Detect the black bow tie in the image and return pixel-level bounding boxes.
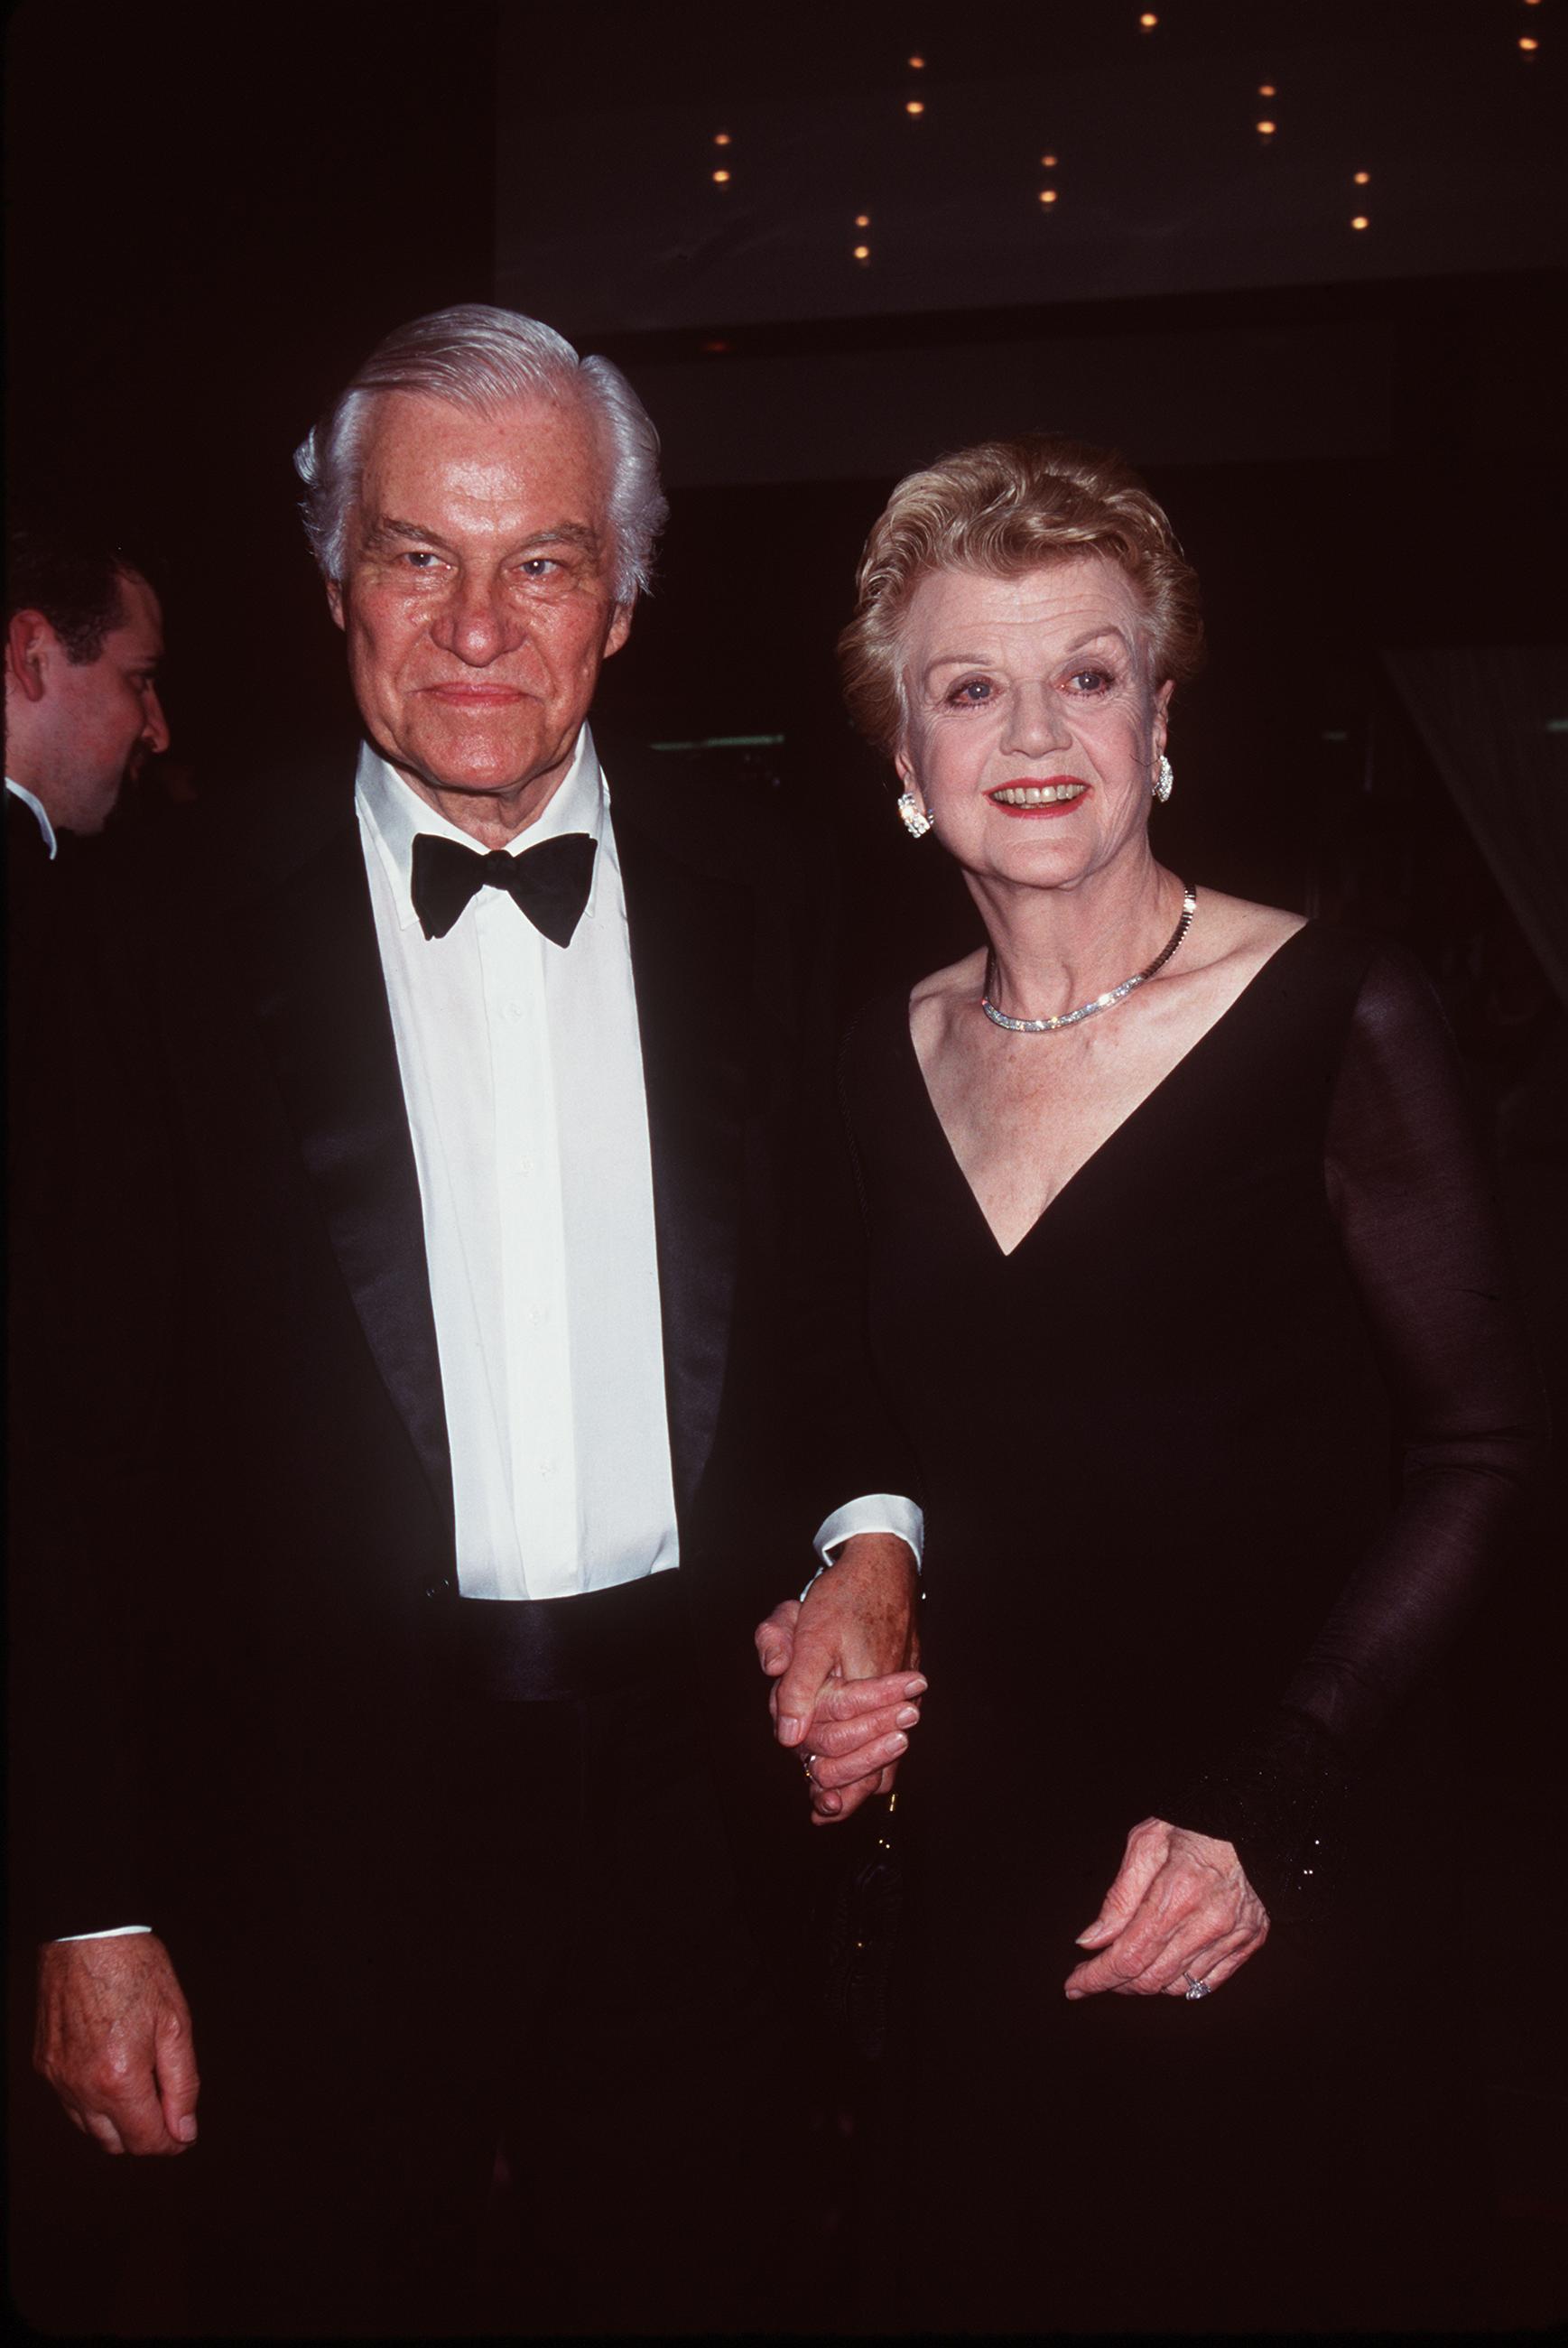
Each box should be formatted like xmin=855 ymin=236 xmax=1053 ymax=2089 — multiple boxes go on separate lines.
xmin=409 ymin=831 xmax=597 ymax=947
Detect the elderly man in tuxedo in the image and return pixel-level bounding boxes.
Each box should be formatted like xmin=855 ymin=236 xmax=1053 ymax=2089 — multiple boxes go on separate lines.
xmin=24 ymin=308 xmax=921 ymax=2334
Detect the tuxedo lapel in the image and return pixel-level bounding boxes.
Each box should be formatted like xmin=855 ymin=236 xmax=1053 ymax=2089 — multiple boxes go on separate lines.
xmin=616 ymin=804 xmax=753 ymax=1519
xmin=236 ymin=806 xmax=455 ymax=1545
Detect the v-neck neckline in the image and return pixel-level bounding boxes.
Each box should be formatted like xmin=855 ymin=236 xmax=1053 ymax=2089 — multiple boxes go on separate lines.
xmin=899 ymin=921 xmax=1316 ymax=1259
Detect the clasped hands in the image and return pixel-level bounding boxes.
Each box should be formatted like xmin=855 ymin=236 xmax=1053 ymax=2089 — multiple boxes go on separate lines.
xmin=754 ymin=1533 xmax=924 ymax=1824
xmin=756 ymin=1549 xmax=1268 ymax=1997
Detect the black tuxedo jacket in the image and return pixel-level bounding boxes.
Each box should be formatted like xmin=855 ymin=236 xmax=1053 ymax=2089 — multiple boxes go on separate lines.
xmin=19 ymin=738 xmax=886 ymax=1952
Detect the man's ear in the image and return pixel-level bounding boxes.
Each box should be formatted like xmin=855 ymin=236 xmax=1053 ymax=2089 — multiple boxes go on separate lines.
xmin=325 ymin=577 xmax=347 ymax=632
xmin=604 ymin=599 xmax=635 ymax=661
xmin=5 ymin=610 xmax=57 ymax=703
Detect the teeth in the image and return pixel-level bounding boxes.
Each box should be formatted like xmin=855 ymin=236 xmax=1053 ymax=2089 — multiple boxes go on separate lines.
xmin=991 ymin=784 xmax=1085 ymax=806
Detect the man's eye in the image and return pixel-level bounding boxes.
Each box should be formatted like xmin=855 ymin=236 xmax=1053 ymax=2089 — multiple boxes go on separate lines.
xmin=401 ymin=551 xmax=442 ymax=571
xmin=518 ymin=556 xmax=561 ymax=578
xmin=948 ymin=678 xmax=994 ymax=705
xmin=1067 ymin=667 xmax=1113 ymax=693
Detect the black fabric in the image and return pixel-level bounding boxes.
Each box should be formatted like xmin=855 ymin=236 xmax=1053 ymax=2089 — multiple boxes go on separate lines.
xmin=437 ymin=1567 xmax=688 ymax=1703
xmin=7 ymin=748 xmax=839 ymax=2332
xmin=173 ymin=1648 xmax=800 ymax=2338
xmin=835 ymin=922 xmax=1545 ymax=2333
xmin=6 ymin=797 xmax=161 ymax=1939
xmin=409 ymin=826 xmax=597 ymax=945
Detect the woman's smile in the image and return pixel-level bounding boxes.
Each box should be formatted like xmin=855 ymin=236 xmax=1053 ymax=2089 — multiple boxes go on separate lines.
xmin=986 ymin=779 xmax=1090 ymax=814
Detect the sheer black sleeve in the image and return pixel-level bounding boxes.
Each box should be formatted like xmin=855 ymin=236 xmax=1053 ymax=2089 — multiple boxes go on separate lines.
xmin=1178 ymin=942 xmax=1548 ymax=1915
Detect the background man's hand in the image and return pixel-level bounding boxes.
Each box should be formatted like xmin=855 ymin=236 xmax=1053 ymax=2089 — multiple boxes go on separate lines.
xmin=34 ymin=1934 xmax=199 ymax=2154
xmin=754 ymin=1532 xmax=923 ymax=1823
xmin=1063 ymin=1817 xmax=1269 ymax=2000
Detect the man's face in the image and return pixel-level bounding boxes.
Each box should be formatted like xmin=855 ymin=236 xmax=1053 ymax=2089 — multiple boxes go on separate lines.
xmin=43 ymin=575 xmax=169 ymax=833
xmin=329 ymin=390 xmax=633 ymax=840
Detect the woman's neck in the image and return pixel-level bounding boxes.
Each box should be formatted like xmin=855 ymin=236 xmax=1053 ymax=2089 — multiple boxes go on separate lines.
xmin=973 ymin=853 xmax=1186 ymax=1026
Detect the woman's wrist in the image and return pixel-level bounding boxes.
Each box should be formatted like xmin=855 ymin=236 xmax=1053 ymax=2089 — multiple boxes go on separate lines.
xmin=1169 ymin=1712 xmax=1351 ymax=1922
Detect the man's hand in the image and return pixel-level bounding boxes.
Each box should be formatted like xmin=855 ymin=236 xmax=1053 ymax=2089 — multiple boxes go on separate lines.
xmin=754 ymin=1533 xmax=923 ymax=1824
xmin=1063 ymin=1818 xmax=1269 ymax=2000
xmin=34 ymin=1934 xmax=199 ymax=2154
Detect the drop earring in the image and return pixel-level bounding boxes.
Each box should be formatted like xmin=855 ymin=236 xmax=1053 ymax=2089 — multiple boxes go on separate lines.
xmin=1153 ymin=755 xmax=1174 ymax=804
xmin=896 ymin=790 xmax=935 ymax=839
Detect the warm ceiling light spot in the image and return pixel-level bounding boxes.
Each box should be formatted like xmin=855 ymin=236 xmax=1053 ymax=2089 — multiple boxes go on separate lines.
xmin=1139 ymin=12 xmax=1158 ymax=26
xmin=1351 ymin=215 xmax=1369 ymax=230
xmin=1258 ymin=83 xmax=1276 ymax=97
xmin=853 ymin=244 xmax=871 ymax=261
xmin=855 ymin=212 xmax=870 ymax=227
xmin=1353 ymin=169 xmax=1370 ymax=185
xmin=713 ymin=132 xmax=731 ymax=146
xmin=1038 ymin=190 xmax=1059 ymax=206
xmin=1040 ymin=153 xmax=1059 ymax=166
xmin=1518 ymin=33 xmax=1539 ymax=49
xmin=1256 ymin=119 xmax=1277 ymax=135
xmin=908 ymin=54 xmax=925 ymax=68
xmin=905 ymin=97 xmax=925 ymax=115
xmin=711 ymin=168 xmax=731 ymax=184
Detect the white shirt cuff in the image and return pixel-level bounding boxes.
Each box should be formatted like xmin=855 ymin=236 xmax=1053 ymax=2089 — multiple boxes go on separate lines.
xmin=51 ymin=1925 xmax=153 ymax=1942
xmin=803 ymin=1494 xmax=923 ymax=1598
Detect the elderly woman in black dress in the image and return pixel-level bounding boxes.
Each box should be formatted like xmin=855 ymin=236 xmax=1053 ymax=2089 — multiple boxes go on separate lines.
xmin=758 ymin=435 xmax=1543 ymax=2332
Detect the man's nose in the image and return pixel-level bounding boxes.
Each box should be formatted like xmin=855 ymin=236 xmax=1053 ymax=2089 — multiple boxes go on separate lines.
xmin=1002 ymin=680 xmax=1071 ymax=757
xmin=143 ymin=688 xmax=171 ymax=755
xmin=431 ymin=575 xmax=523 ymax=665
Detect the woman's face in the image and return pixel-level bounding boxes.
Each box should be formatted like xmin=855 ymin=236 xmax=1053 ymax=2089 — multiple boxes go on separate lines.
xmin=894 ymin=555 xmax=1172 ymax=896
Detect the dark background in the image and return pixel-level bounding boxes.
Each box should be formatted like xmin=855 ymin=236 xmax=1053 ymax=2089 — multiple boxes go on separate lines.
xmin=6 ymin=0 xmax=1565 ymax=2325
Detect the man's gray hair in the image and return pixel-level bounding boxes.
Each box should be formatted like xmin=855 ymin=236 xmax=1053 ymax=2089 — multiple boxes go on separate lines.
xmin=292 ymin=304 xmax=669 ymax=601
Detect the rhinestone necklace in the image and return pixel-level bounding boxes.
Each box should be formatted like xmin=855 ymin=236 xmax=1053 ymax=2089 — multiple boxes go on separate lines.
xmin=981 ymin=883 xmax=1198 ymax=1035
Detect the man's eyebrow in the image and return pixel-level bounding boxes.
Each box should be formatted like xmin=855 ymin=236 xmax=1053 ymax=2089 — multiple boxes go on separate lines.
xmin=365 ymin=516 xmax=603 ymax=558
xmin=364 ymin=517 xmax=459 ymax=555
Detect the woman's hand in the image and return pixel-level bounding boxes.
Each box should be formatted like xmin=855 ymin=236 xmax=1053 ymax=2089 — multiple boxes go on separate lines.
xmin=1063 ymin=1817 xmax=1268 ymax=2000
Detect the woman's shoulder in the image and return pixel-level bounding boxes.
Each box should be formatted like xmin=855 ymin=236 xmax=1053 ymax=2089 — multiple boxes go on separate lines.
xmin=1209 ymin=900 xmax=1456 ymax=1087
xmin=1188 ymin=888 xmax=1305 ymax=974
xmin=1191 ymin=890 xmax=1434 ymax=1013
xmin=908 ymin=945 xmax=987 ymax=1017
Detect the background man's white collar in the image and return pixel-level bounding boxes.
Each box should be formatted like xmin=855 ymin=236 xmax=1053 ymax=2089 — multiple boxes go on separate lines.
xmin=5 ymin=778 xmax=59 ymax=859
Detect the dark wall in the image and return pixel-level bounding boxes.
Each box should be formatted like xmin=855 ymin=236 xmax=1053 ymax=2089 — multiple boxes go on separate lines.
xmin=5 ymin=0 xmax=500 ymax=768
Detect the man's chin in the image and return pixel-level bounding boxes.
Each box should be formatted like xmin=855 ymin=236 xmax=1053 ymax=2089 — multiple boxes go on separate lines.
xmin=385 ymin=731 xmax=570 ymax=804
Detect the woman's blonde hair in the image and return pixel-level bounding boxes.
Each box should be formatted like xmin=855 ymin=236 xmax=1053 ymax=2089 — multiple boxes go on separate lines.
xmin=840 ymin=434 xmax=1204 ymax=753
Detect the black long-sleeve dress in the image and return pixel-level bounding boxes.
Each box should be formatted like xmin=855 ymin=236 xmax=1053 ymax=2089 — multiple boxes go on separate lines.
xmin=840 ymin=922 xmax=1544 ymax=2333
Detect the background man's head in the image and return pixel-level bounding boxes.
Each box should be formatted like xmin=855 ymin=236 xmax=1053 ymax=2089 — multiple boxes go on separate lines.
xmin=4 ymin=532 xmax=169 ymax=835
xmin=293 ymin=307 xmax=668 ymax=835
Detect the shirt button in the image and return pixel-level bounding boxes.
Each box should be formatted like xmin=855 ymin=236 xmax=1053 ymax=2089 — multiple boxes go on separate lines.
xmin=517 ymin=1155 xmax=534 ymax=1175
xmin=529 ymin=1304 xmax=548 ymax=1325
xmin=506 ymin=1000 xmax=526 ymax=1022
xmin=538 ymin=1458 xmax=556 ymax=1480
